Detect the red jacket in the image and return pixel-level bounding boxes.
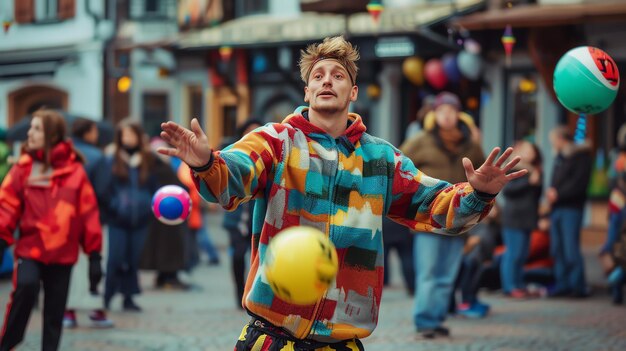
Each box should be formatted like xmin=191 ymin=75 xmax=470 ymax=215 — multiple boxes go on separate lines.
xmin=177 ymin=162 xmax=202 ymax=230
xmin=0 ymin=141 xmax=102 ymax=265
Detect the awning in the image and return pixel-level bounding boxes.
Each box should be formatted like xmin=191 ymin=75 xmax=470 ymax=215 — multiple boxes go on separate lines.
xmin=178 ymin=0 xmax=485 ymax=49
xmin=348 ymin=0 xmax=483 ymax=35
xmin=455 ymin=0 xmax=626 ymax=30
xmin=178 ymin=13 xmax=346 ymax=49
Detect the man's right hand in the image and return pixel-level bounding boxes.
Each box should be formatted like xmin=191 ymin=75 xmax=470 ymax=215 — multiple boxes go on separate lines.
xmin=159 ymin=118 xmax=212 ymax=168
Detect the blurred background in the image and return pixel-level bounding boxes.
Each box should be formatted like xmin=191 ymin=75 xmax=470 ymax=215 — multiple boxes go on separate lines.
xmin=1 ymin=0 xmax=625 ymax=223
xmin=1 ymin=1 xmax=626 ymax=349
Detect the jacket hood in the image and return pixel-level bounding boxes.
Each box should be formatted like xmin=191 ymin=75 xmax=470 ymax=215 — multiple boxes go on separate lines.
xmin=20 ymin=139 xmax=77 ymax=169
xmin=282 ymin=106 xmax=366 ymax=145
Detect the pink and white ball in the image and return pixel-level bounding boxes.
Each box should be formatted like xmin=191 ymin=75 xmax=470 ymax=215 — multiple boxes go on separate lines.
xmin=151 ymin=185 xmax=191 ymax=225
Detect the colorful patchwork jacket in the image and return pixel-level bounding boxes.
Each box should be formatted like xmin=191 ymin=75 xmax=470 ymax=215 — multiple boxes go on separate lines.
xmin=193 ymin=109 xmax=493 ymax=342
xmin=0 ymin=141 xmax=102 ymax=265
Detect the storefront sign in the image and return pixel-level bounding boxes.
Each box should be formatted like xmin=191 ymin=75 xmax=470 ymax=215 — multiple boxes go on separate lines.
xmin=375 ymin=37 xmax=415 ymax=58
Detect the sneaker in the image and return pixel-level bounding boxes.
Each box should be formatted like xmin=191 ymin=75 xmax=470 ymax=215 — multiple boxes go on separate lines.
xmin=473 ymin=300 xmax=491 ymax=313
xmin=416 ymin=329 xmax=437 ymax=339
xmin=123 ymin=298 xmax=142 ymax=312
xmin=458 ymin=302 xmax=489 ymax=318
xmin=608 ymin=267 xmax=624 ymax=286
xmin=62 ymin=310 xmax=77 ymax=328
xmin=89 ymin=309 xmax=114 ymax=328
xmin=508 ymin=289 xmax=530 ymax=299
xmin=434 ymin=326 xmax=450 ymax=337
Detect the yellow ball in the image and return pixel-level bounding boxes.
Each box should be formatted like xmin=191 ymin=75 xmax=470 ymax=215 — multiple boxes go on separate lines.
xmin=264 ymin=226 xmax=338 ymax=305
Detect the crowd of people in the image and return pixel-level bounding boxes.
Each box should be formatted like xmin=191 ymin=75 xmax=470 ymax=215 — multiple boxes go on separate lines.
xmin=0 ymin=35 xmax=623 ymax=350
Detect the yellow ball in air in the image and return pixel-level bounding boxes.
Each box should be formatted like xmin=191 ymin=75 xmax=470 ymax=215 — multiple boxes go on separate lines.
xmin=264 ymin=226 xmax=339 ymax=305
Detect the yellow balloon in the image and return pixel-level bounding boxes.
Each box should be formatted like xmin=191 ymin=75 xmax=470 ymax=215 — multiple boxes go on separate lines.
xmin=402 ymin=57 xmax=424 ymax=86
xmin=264 ymin=226 xmax=338 ymax=305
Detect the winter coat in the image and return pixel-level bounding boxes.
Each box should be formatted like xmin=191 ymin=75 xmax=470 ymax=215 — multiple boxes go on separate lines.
xmin=399 ymin=128 xmax=485 ymax=184
xmin=550 ymin=143 xmax=593 ymax=209
xmin=501 ymin=174 xmax=543 ymax=230
xmin=0 ymin=140 xmax=102 ymax=264
xmin=191 ymin=108 xmax=494 ymax=342
xmin=101 ymin=150 xmax=159 ymax=229
xmin=140 ymin=156 xmax=186 ymax=272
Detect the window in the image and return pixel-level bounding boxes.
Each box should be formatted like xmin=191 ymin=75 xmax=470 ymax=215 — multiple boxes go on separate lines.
xmin=35 ymin=0 xmax=58 ymax=22
xmin=189 ymin=85 xmax=204 ymax=127
xmin=223 ymin=105 xmax=238 ymax=139
xmin=145 ymin=0 xmax=160 ymax=14
xmin=236 ymin=0 xmax=268 ymax=17
xmin=130 ymin=0 xmax=175 ymax=20
xmin=143 ymin=93 xmax=169 ymax=138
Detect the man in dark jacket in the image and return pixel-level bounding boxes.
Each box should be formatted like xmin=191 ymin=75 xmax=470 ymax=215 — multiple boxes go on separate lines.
xmin=547 ymin=126 xmax=593 ymax=297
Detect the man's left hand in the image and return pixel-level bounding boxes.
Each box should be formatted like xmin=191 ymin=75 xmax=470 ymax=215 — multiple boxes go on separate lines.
xmin=462 ymin=147 xmax=528 ymax=195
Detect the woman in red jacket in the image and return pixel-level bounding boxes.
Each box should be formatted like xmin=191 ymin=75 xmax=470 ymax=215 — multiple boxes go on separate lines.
xmin=0 ymin=109 xmax=103 ymax=351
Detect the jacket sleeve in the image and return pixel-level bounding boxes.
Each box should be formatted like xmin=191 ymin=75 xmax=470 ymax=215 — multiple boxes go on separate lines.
xmin=77 ymin=168 xmax=102 ymax=255
xmin=0 ymin=165 xmax=25 ymax=246
xmin=387 ymin=149 xmax=493 ymax=236
xmin=193 ymin=127 xmax=276 ymax=211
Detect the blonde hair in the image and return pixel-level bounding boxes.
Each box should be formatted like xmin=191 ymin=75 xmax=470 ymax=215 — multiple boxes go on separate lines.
xmin=299 ymin=36 xmax=359 ymax=85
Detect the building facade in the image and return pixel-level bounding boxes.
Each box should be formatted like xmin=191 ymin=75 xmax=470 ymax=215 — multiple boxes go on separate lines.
xmin=0 ymin=0 xmax=113 ymax=129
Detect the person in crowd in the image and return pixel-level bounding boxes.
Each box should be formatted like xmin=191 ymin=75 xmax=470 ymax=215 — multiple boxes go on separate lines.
xmin=599 ymin=124 xmax=626 ymax=304
xmin=546 ymin=126 xmax=593 ymax=297
xmin=63 ymin=117 xmax=113 ymax=328
xmin=500 ymin=140 xmax=543 ymax=299
xmin=382 ymin=217 xmax=415 ymax=295
xmin=0 ymin=109 xmax=103 ymax=350
xmin=158 ymin=36 xmax=525 ymax=349
xmin=405 ymin=94 xmax=434 ymax=140
xmin=101 ymin=119 xmax=158 ymax=311
xmin=140 ymin=138 xmax=188 ymax=290
xmin=0 ymin=128 xmax=13 ymax=279
xmin=455 ymin=205 xmax=500 ymax=318
xmin=400 ymin=91 xmax=486 ymax=339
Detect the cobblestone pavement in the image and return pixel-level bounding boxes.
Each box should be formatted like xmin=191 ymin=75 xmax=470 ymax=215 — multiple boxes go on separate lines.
xmin=1 ymin=216 xmax=625 ymax=351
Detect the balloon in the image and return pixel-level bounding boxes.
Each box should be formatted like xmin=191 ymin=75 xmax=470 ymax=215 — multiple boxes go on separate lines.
xmin=457 ymin=51 xmax=482 ymax=81
xmin=424 ymin=58 xmax=448 ymax=90
xmin=442 ymin=53 xmax=461 ymax=84
xmin=464 ymin=38 xmax=481 ymax=54
xmin=402 ymin=57 xmax=424 ymax=86
xmin=553 ymin=46 xmax=619 ymax=114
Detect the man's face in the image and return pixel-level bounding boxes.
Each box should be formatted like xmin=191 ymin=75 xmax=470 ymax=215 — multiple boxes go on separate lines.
xmin=434 ymin=104 xmax=459 ymax=131
xmin=304 ymin=60 xmax=357 ymax=115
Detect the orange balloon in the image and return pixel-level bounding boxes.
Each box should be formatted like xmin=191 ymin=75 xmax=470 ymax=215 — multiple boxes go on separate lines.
xmin=402 ymin=57 xmax=424 ymax=86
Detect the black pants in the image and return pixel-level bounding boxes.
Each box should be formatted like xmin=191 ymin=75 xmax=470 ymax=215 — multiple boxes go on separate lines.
xmin=0 ymin=258 xmax=72 ymax=351
xmin=227 ymin=228 xmax=250 ymax=308
xmin=383 ymin=238 xmax=415 ymax=294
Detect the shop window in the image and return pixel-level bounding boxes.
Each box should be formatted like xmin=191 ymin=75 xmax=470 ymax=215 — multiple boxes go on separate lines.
xmin=505 ymin=72 xmax=539 ymax=144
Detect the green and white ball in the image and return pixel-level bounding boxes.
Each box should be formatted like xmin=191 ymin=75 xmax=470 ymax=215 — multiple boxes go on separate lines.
xmin=553 ymin=46 xmax=620 ymax=114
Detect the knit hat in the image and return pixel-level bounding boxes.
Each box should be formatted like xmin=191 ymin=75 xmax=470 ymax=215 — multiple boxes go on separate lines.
xmin=433 ymin=92 xmax=461 ymax=111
